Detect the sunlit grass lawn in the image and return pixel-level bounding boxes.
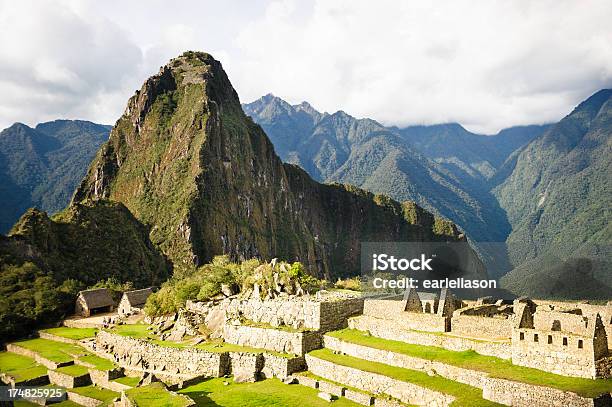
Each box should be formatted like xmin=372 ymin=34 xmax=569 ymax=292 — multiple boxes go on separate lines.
xmin=13 ymin=338 xmax=88 ymax=363
xmin=125 ymin=382 xmax=193 ymax=407
xmin=77 ymin=354 xmax=116 ymax=371
xmin=55 ymin=364 xmax=89 ymax=377
xmin=113 ymin=375 xmax=141 ymax=387
xmin=41 ymin=327 xmax=98 ymax=340
xmin=109 ymin=323 xmax=155 ymax=339
xmin=180 ymin=377 xmax=361 ymax=406
xmin=328 ymin=329 xmax=612 ymax=398
xmin=70 ymin=385 xmax=119 ymax=403
xmin=0 ymin=352 xmax=47 ymax=382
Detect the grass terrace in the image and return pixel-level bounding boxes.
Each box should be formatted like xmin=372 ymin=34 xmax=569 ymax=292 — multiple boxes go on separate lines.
xmin=55 ymin=364 xmax=90 ymax=377
xmin=0 ymin=352 xmax=48 ymax=383
xmin=77 ymin=354 xmax=116 ymax=371
xmin=125 ymin=382 xmax=193 ymax=407
xmin=180 ymin=377 xmax=362 ymax=406
xmin=112 ymin=375 xmax=141 ymax=387
xmin=13 ymin=338 xmax=88 ymax=363
xmin=328 ymin=329 xmax=612 ymax=398
xmin=108 ymin=323 xmax=155 ymax=339
xmin=41 ymin=327 xmax=98 ymax=340
xmin=309 ymin=348 xmax=502 ymax=407
xmin=69 ymin=385 xmax=119 ymax=404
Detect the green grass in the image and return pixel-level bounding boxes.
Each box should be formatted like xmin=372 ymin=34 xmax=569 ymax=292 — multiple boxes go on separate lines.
xmin=55 ymin=364 xmax=90 ymax=377
xmin=13 ymin=338 xmax=88 ymax=363
xmin=0 ymin=352 xmax=48 ymax=383
xmin=77 ymin=354 xmax=116 ymax=371
xmin=108 ymin=324 xmax=156 ymax=339
xmin=310 ymin=348 xmax=501 ymax=407
xmin=41 ymin=327 xmax=98 ymax=340
xmin=70 ymin=385 xmax=119 ymax=403
xmin=328 ymin=329 xmax=612 ymax=398
xmin=125 ymin=382 xmax=192 ymax=407
xmin=180 ymin=377 xmax=361 ymax=406
xmin=193 ymin=340 xmax=295 ymax=358
xmin=113 ymin=375 xmax=141 ymax=387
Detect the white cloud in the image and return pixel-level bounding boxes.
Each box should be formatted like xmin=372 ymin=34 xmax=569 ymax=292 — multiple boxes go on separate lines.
xmin=0 ymin=0 xmax=610 ymax=133
xmin=233 ymin=0 xmax=612 ymax=133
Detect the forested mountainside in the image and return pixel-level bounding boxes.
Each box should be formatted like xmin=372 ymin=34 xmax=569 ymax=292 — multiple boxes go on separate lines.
xmin=73 ymin=51 xmax=477 ymax=279
xmin=0 ymin=120 xmax=109 ymax=233
xmin=245 ymin=91 xmax=610 ymax=299
xmin=243 ymin=95 xmax=532 ymax=245
xmin=495 ymin=89 xmax=612 ymax=299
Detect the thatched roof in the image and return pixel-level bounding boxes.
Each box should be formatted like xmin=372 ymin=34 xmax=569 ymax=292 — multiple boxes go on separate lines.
xmin=122 ymin=288 xmax=153 ymax=307
xmin=78 ymin=288 xmax=114 ymax=309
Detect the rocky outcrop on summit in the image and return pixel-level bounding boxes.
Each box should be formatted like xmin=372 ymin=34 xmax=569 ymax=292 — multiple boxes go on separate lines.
xmin=74 ymin=51 xmax=484 ymax=279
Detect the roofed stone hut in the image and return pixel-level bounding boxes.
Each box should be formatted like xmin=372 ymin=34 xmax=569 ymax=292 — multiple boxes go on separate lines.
xmin=75 ymin=288 xmax=115 ymax=317
xmin=118 ymin=288 xmax=153 ymax=317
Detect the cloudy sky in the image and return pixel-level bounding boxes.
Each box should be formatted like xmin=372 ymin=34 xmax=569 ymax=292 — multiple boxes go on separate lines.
xmin=1 ymin=0 xmax=611 ymax=133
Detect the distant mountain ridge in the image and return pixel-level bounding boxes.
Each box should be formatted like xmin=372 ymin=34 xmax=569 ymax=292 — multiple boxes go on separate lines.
xmin=243 ymin=95 xmax=546 ymax=248
xmin=244 ymin=91 xmax=611 ymax=299
xmin=495 ymin=89 xmax=612 ymax=299
xmin=0 ymin=120 xmax=110 ymax=233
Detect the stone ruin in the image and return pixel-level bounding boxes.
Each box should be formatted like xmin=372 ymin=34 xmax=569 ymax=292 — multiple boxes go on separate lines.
xmin=351 ymin=289 xmax=612 ymax=379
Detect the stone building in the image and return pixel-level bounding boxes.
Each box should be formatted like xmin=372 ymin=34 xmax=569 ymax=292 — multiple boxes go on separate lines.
xmin=512 ymin=303 xmax=609 ymax=378
xmin=75 ymin=288 xmax=115 ymax=317
xmin=118 ymin=288 xmax=153 ymax=317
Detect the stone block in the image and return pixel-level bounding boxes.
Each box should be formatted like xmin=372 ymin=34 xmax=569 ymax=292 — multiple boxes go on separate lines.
xmin=344 ymin=389 xmax=374 ymax=406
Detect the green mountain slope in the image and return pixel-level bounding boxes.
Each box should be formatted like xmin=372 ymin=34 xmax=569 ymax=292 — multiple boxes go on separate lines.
xmin=74 ymin=51 xmax=482 ymax=280
xmin=0 ymin=200 xmax=168 ymax=339
xmin=0 ymin=120 xmax=110 ymax=233
xmin=243 ymin=96 xmax=523 ymax=246
xmin=495 ymin=89 xmax=612 ymax=299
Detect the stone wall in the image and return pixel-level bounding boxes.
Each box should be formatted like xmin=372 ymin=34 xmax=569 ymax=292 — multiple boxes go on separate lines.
xmin=192 ymin=295 xmax=363 ymax=333
xmin=229 ymin=352 xmax=263 ymax=382
xmin=483 ymin=377 xmax=607 ymax=407
xmin=67 ymin=390 xmax=106 ymax=407
xmin=88 ymin=368 xmax=131 ymax=392
xmin=96 ymin=331 xmax=228 ymax=378
xmin=511 ymin=328 xmax=600 ymax=378
xmin=349 ymin=315 xmax=512 ymax=359
xmin=223 ymin=324 xmax=321 ymax=355
xmin=319 ymin=298 xmax=365 ymax=332
xmin=48 ymin=370 xmax=91 ymax=388
xmin=38 ymin=331 xmax=82 ymax=345
xmin=95 ymin=331 xmax=304 ymax=382
xmin=305 ymin=354 xmax=455 ymax=406
xmin=0 ymin=372 xmax=49 ymax=387
xmin=451 ymin=315 xmax=512 ymax=339
xmin=323 ymin=335 xmax=488 ymax=389
xmin=261 ymin=354 xmax=305 ymax=380
xmin=362 ymin=299 xmax=449 ymax=332
xmin=324 ymin=335 xmax=609 ymax=406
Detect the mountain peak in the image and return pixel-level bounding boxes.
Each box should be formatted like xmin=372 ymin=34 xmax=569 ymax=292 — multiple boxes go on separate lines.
xmin=74 ymin=51 xmax=472 ymax=277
